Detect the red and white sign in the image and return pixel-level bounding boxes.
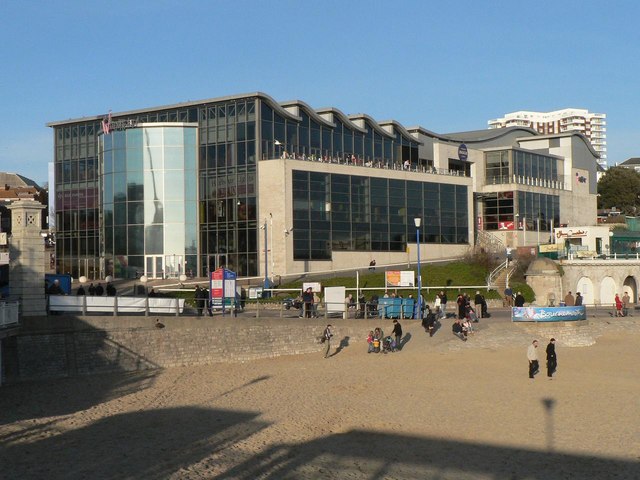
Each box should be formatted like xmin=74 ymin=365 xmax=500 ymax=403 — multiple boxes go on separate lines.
xmin=498 ymin=221 xmax=515 ymax=230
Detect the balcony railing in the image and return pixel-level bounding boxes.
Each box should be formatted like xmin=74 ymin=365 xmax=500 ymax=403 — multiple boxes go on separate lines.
xmin=264 ymin=152 xmax=471 ymax=177
xmin=486 ymin=174 xmax=567 ymax=190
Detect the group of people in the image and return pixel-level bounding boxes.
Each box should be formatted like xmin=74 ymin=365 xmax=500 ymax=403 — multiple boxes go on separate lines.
xmin=613 ymin=292 xmax=630 ymax=317
xmin=451 ymin=317 xmax=476 ymax=341
xmin=527 ymin=338 xmax=557 ymax=379
xmin=504 ymin=287 xmax=526 ymax=307
xmin=562 ymin=291 xmax=583 ymax=307
xmin=295 ymin=287 xmax=321 ymax=318
xmin=366 ymin=320 xmax=403 ymax=354
xmin=75 ymin=282 xmax=115 ymax=296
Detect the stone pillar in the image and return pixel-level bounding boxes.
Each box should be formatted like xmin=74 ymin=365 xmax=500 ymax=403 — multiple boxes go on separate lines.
xmin=8 ymin=201 xmax=47 ymax=316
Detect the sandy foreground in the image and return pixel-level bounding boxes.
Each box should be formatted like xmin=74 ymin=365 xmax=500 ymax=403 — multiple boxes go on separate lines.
xmin=1 ymin=317 xmax=639 ymax=480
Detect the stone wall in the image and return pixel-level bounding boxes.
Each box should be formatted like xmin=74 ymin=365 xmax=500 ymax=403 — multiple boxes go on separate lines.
xmin=2 ymin=315 xmax=368 ymax=383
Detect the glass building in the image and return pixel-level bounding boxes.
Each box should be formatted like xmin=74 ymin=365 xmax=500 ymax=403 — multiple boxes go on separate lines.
xmin=101 ymin=124 xmax=198 ymax=279
xmin=48 ymin=93 xmax=476 ymax=280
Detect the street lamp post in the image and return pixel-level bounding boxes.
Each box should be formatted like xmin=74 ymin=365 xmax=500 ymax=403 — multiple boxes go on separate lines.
xmin=414 ymin=218 xmax=422 ymax=320
xmin=261 ymin=218 xmax=271 ymax=297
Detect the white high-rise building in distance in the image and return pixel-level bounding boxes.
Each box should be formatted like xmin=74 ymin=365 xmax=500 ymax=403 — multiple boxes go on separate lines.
xmin=488 ymin=109 xmax=607 ymax=167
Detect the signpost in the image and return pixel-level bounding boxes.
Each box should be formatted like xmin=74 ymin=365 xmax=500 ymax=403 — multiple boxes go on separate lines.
xmin=210 ymin=268 xmax=237 ymax=314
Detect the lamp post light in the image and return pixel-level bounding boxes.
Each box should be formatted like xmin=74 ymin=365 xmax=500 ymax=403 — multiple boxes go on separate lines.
xmin=260 ymin=218 xmax=271 ymax=297
xmin=414 ymin=217 xmax=422 ymax=320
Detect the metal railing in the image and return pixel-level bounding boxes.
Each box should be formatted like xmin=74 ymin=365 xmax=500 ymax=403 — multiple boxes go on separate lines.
xmin=47 ymin=295 xmax=184 ymax=316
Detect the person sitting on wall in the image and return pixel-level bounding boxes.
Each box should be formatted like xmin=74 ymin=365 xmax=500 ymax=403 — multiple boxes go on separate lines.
xmin=514 ymin=291 xmax=525 ymax=307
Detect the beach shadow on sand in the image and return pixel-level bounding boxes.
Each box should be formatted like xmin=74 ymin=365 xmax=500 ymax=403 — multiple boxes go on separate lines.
xmin=0 ymin=406 xmax=270 ymax=480
xmin=215 ymin=428 xmax=640 ymax=480
xmin=329 ymin=336 xmax=350 ymax=357
xmin=399 ymin=332 xmax=412 ymax=350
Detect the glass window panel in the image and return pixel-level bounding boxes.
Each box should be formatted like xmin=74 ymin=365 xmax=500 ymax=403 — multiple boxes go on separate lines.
xmin=114 ymin=226 xmax=127 ymax=253
xmin=164 ymin=146 xmax=184 ymax=170
xmin=164 ymin=201 xmax=184 ymax=223
xmin=144 ymin=146 xmax=163 ymax=170
xmin=113 ymin=173 xmax=126 ymax=201
xmin=128 ymin=201 xmax=144 ymax=224
xmin=114 ymin=202 xmax=126 ymax=225
xmin=145 ymin=225 xmax=163 ymax=254
xmin=128 ymin=225 xmax=144 ymax=255
xmin=164 ymin=128 xmax=183 ymax=146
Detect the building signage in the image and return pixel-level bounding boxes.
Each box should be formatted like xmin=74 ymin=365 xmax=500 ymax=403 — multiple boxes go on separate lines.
xmin=498 ymin=221 xmax=515 ymax=230
xmin=386 ymin=270 xmax=415 ymax=287
xmin=555 ymin=229 xmax=587 ymax=238
xmin=458 ymin=144 xmax=468 ymax=161
xmin=512 ymin=306 xmax=587 ymax=322
xmin=101 ymin=111 xmax=139 ymax=134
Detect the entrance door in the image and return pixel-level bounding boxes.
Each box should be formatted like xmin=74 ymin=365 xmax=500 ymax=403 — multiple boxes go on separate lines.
xmin=164 ymin=255 xmax=184 ymax=278
xmin=79 ymin=258 xmax=98 ymax=280
xmin=145 ymin=256 xmax=164 ymax=279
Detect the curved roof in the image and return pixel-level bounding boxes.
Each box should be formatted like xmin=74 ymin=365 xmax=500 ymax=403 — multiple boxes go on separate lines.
xmin=279 ymin=100 xmax=335 ymax=128
xmin=315 ymin=107 xmax=367 ymax=134
xmin=47 ymin=91 xmax=300 ymax=126
xmin=377 ymin=120 xmax=423 ymax=144
xmin=347 ymin=113 xmax=396 ymax=139
xmin=517 ymin=131 xmax=601 ymax=158
xmin=441 ymin=126 xmax=538 ymax=143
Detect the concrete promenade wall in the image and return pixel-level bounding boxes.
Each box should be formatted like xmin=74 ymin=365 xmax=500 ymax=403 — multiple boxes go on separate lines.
xmin=2 ymin=315 xmax=368 ymax=383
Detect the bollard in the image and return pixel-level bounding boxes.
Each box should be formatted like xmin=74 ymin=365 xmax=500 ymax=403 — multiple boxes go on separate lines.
xmin=175 ymin=298 xmax=180 ymax=316
xmin=82 ymin=295 xmax=87 ymax=316
xmin=144 ymin=295 xmax=149 ymax=317
xmin=113 ymin=295 xmax=118 ymax=316
xmin=255 ymin=298 xmax=260 ymax=318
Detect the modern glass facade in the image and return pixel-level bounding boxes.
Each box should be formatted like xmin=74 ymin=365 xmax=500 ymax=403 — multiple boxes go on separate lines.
xmin=53 ymin=121 xmax=101 ymax=278
xmin=481 ymin=191 xmax=559 ymax=231
xmin=292 ymin=170 xmax=469 ymax=260
xmin=101 ymin=124 xmax=197 ymax=279
xmin=49 ymin=93 xmax=460 ymax=279
xmin=485 ymin=149 xmax=561 ymax=186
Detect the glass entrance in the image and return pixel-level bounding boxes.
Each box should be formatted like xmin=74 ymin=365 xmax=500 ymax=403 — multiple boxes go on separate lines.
xmin=145 ymin=255 xmax=164 ymax=279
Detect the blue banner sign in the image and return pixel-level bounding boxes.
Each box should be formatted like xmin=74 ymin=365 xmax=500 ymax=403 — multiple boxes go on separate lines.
xmin=512 ymin=306 xmax=587 ymax=322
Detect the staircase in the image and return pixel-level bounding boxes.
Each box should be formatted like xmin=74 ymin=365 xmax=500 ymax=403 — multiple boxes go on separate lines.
xmin=487 ymin=260 xmax=518 ymax=295
xmin=475 ymin=230 xmax=505 ymax=255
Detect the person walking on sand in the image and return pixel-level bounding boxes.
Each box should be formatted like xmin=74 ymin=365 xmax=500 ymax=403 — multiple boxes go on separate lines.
xmin=322 ymin=324 xmax=333 ymax=358
xmin=614 ymin=294 xmax=623 ymax=317
xmin=527 ymin=340 xmax=539 ymax=379
xmin=546 ymin=338 xmax=557 ymax=379
xmin=391 ymin=319 xmax=403 ymax=350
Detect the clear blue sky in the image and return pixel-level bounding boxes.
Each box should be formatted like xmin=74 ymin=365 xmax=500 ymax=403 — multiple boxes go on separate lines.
xmin=1 ymin=0 xmax=639 ymax=186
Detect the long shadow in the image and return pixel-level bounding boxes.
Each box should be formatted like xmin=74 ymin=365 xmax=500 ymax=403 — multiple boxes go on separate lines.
xmin=216 ymin=428 xmax=640 ymax=479
xmin=330 ymin=336 xmax=350 ymax=357
xmin=1 ymin=314 xmax=162 ymax=424
xmin=399 ymin=332 xmax=411 ymax=349
xmin=0 ymin=406 xmax=268 ymax=480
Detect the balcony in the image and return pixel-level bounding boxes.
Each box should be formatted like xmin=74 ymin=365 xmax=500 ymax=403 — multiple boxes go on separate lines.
xmin=263 ymin=152 xmax=471 ymax=178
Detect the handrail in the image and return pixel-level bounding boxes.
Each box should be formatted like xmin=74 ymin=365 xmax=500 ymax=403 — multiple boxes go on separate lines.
xmin=486 ymin=260 xmax=508 ymax=289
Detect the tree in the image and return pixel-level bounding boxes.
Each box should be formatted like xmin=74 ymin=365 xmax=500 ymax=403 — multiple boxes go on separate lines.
xmin=597 ymin=167 xmax=640 ymax=214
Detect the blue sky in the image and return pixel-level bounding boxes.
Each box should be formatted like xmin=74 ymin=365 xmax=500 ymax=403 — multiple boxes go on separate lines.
xmin=1 ymin=0 xmax=639 ymax=186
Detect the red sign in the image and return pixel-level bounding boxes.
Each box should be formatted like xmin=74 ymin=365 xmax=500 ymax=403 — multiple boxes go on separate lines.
xmin=210 ymin=269 xmax=224 ymax=300
xmin=498 ymin=221 xmax=515 ymax=230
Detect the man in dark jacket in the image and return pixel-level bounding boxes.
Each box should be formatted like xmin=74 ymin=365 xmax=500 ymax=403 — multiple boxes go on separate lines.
xmin=302 ymin=287 xmax=314 ymax=318
xmin=546 ymin=338 xmax=557 ymax=378
xmin=391 ymin=319 xmax=403 ymax=350
xmin=514 ymin=291 xmax=525 ymax=307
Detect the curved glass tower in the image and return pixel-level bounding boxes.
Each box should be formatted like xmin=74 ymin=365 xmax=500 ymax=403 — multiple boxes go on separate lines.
xmin=100 ymin=123 xmax=197 ymax=279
